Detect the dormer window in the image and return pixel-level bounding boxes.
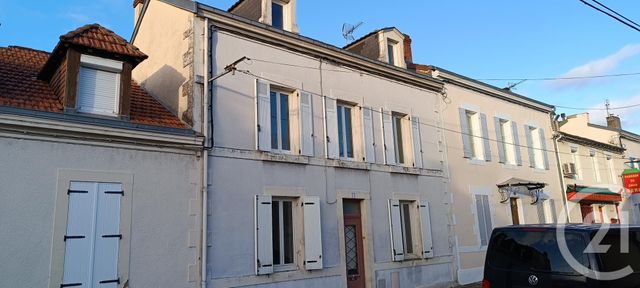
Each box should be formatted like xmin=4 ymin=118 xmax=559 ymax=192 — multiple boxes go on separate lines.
xmin=387 ymin=39 xmax=398 ymax=65
xmin=76 ymin=54 xmax=123 ymax=116
xmin=272 ymin=1 xmax=284 ymax=29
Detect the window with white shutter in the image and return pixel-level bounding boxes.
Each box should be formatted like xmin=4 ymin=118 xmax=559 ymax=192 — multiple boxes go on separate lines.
xmin=325 ymin=98 xmax=339 ymax=159
xmin=411 ymin=116 xmax=423 ymax=168
xmin=303 ymin=196 xmax=323 ymax=270
xmin=459 ymin=108 xmax=486 ymax=161
xmin=362 ymin=106 xmax=375 ymax=163
xmin=62 ymin=182 xmax=123 ymax=288
xmin=419 ymin=201 xmax=434 ymax=258
xmin=388 ymin=199 xmax=404 ymax=261
xmin=255 ymin=195 xmax=274 ymax=275
xmin=76 ymin=55 xmax=122 ymax=116
xmin=382 ymin=109 xmax=395 ymax=165
xmin=474 ymin=194 xmax=492 ymax=246
xmin=389 ymin=199 xmax=423 ymax=260
xmin=337 ymin=102 xmax=355 ymax=159
xmin=299 ymin=91 xmax=314 ymax=156
xmin=256 ymin=80 xmax=271 ymax=151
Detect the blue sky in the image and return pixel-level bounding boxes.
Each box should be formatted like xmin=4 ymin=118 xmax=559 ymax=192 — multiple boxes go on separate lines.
xmin=1 ymin=0 xmax=639 ymax=133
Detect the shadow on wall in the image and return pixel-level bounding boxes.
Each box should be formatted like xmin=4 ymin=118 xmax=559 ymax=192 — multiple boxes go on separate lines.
xmin=140 ymin=64 xmax=187 ymax=116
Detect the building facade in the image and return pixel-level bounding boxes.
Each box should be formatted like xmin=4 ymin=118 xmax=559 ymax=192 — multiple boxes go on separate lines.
xmin=132 ymin=0 xmax=457 ymax=287
xmin=0 ymin=26 xmax=203 ymax=287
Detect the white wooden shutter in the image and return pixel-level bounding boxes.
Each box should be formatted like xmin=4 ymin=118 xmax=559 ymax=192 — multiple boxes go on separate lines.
xmin=388 ymin=199 xmax=404 ymax=261
xmin=419 ymin=201 xmax=434 ymax=258
xmin=459 ymin=108 xmax=472 ymax=158
xmin=494 ymin=117 xmax=506 ymax=163
xmin=299 ymin=91 xmax=314 ymax=156
xmin=382 ymin=109 xmax=396 ymax=165
xmin=256 ymin=80 xmax=271 ymax=151
xmin=480 ymin=113 xmax=491 ymax=161
xmin=62 ymin=182 xmax=97 ymax=287
xmin=539 ymin=128 xmax=550 ymax=170
xmin=362 ymin=107 xmax=376 ymax=163
xmin=77 ymin=67 xmax=120 ymax=115
xmin=255 ymin=195 xmax=273 ymax=275
xmin=524 ymin=125 xmax=536 ymax=168
xmin=512 ymin=121 xmax=523 ymax=166
xmin=325 ymin=98 xmax=339 ymax=159
xmin=91 ymin=183 xmax=122 ymax=287
xmin=411 ymin=116 xmax=423 ymax=168
xmin=303 ymin=196 xmax=323 ymax=270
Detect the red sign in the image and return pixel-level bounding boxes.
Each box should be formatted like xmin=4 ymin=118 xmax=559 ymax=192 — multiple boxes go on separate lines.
xmin=624 ymin=172 xmax=640 ymax=194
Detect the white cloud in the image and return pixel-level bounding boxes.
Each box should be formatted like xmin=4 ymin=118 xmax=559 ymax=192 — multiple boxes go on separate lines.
xmin=549 ymin=44 xmax=640 ymax=90
xmin=65 ymin=12 xmax=90 ymax=23
xmin=588 ymin=94 xmax=640 ymax=134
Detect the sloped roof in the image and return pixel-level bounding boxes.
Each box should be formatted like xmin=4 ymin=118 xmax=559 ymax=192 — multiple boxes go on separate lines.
xmin=60 ymin=24 xmax=147 ymax=59
xmin=343 ymin=27 xmax=397 ymax=50
xmin=0 ymin=46 xmax=186 ymax=129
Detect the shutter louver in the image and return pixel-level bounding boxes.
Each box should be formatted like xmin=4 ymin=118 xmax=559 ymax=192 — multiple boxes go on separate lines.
xmin=459 ymin=108 xmax=472 ymax=159
xmin=524 ymin=125 xmax=536 ymax=168
xmin=480 ymin=113 xmax=491 ymax=161
xmin=362 ymin=107 xmax=376 ymax=163
xmin=388 ymin=199 xmax=404 ymax=261
xmin=62 ymin=182 xmax=97 ymax=288
xmin=382 ymin=109 xmax=396 ymax=165
xmin=512 ymin=121 xmax=523 ymax=166
xmin=303 ymin=196 xmax=323 ymax=270
xmin=77 ymin=67 xmax=119 ymax=116
xmin=411 ymin=116 xmax=423 ymax=168
xmin=539 ymin=128 xmax=550 ymax=170
xmin=256 ymin=80 xmax=271 ymax=151
xmin=495 ymin=117 xmax=506 ymax=163
xmin=325 ymin=98 xmax=339 ymax=159
xmin=299 ymin=91 xmax=314 ymax=156
xmin=419 ymin=201 xmax=434 ymax=258
xmin=255 ymin=195 xmax=273 ymax=275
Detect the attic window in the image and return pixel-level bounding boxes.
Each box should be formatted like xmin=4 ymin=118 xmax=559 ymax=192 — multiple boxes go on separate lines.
xmin=387 ymin=39 xmax=398 ymax=65
xmin=272 ymin=1 xmax=284 ymax=29
xmin=76 ymin=54 xmax=123 ymax=116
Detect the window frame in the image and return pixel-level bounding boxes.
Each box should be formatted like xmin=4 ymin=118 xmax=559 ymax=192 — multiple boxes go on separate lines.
xmin=529 ymin=126 xmax=545 ymax=169
xmin=466 ymin=110 xmax=484 ymax=160
xmin=269 ymin=89 xmax=292 ymax=154
xmin=76 ymin=54 xmax=123 ymax=117
xmin=392 ymin=112 xmax=407 ymax=164
xmin=498 ymin=118 xmax=517 ymax=165
xmin=387 ymin=38 xmax=398 ymax=65
xmin=337 ymin=102 xmax=355 ymax=159
xmin=271 ymin=197 xmax=297 ymax=272
xmin=399 ymin=201 xmax=415 ymax=255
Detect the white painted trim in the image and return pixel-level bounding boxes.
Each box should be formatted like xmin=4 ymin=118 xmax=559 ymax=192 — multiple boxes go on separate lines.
xmin=80 ymin=54 xmax=123 ymax=72
xmin=458 ymin=104 xmax=481 ymax=114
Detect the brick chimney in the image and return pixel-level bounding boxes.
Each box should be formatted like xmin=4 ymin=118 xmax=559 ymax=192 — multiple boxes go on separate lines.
xmin=403 ymin=34 xmax=413 ymax=64
xmin=607 ymin=115 xmax=622 ymax=130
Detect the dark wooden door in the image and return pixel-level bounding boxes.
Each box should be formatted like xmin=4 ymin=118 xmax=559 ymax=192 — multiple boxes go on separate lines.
xmin=510 ymin=198 xmax=520 ymax=225
xmin=343 ymin=201 xmax=365 ymax=288
xmin=581 ymin=204 xmax=595 ymax=224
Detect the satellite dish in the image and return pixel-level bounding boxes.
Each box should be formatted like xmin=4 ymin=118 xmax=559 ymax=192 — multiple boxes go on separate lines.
xmin=342 ymin=21 xmax=363 ymax=44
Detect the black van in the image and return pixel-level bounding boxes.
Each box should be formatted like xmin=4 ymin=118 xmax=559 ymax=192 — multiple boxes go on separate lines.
xmin=483 ymin=225 xmax=640 ymax=288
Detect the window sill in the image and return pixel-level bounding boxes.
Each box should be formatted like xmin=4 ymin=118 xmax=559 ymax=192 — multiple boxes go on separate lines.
xmin=501 ymin=163 xmax=519 ymax=170
xmin=532 ymin=168 xmax=548 ymax=174
xmin=467 ymin=158 xmax=487 ymax=166
xmin=273 ymin=265 xmax=298 ymax=273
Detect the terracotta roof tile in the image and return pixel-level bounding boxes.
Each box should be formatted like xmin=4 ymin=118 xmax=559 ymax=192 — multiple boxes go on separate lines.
xmin=0 ymin=46 xmax=187 ymax=129
xmin=60 ymin=24 xmax=147 ymax=59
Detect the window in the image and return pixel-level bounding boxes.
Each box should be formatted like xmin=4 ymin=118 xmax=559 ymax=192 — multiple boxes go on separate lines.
xmin=475 ymin=194 xmax=492 ymax=246
xmin=530 ymin=127 xmax=544 ymax=168
xmin=571 ymin=146 xmax=582 ymax=179
xmin=62 ymin=182 xmax=123 ymax=287
xmin=399 ymin=201 xmax=414 ymax=254
xmin=270 ymin=90 xmax=290 ymax=152
xmin=337 ymin=103 xmax=354 ymax=158
xmin=496 ymin=118 xmax=517 ymax=165
xmin=76 ymin=54 xmax=122 ymax=116
xmin=271 ymin=1 xmax=284 ymax=29
xmin=590 ymin=149 xmax=601 ymax=183
xmin=606 ymin=154 xmax=618 ymax=184
xmin=387 ymin=39 xmax=398 ymax=65
xmin=271 ymin=199 xmax=294 ymax=269
xmin=466 ymin=111 xmax=484 ymax=160
xmin=526 ymin=126 xmax=548 ymax=169
xmin=392 ymin=113 xmax=406 ymax=164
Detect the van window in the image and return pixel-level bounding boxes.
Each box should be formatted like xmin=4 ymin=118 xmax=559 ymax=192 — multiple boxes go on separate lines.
xmin=596 ymin=231 xmax=640 ymax=272
xmin=488 ymin=230 xmax=589 ymax=273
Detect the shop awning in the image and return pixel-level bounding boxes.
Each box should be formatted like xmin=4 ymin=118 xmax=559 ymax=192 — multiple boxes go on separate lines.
xmin=566 ymin=184 xmax=622 ymax=203
xmin=497 ymin=178 xmax=547 ymax=204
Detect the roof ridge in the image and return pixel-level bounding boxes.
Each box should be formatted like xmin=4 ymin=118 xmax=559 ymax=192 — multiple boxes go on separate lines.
xmin=3 ymin=46 xmax=51 ymax=54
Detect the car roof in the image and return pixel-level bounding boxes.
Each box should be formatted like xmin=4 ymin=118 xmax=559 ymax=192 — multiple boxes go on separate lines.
xmin=494 ymin=224 xmax=640 ymax=232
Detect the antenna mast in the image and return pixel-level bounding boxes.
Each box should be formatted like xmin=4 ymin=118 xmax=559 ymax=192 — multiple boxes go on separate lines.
xmin=605 ymin=99 xmax=611 ymax=116
xmin=342 ymin=21 xmax=364 ymax=44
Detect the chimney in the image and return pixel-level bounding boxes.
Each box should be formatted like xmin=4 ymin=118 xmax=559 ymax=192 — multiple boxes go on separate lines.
xmin=134 ymin=0 xmax=144 ymax=24
xmin=403 ymin=34 xmax=413 ymax=64
xmin=607 ymin=115 xmax=622 ymax=130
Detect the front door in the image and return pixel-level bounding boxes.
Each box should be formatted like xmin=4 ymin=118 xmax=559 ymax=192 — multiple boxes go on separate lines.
xmin=581 ymin=203 xmax=595 ymax=224
xmin=510 ymin=198 xmax=520 ymax=225
xmin=343 ymin=200 xmax=365 ymax=288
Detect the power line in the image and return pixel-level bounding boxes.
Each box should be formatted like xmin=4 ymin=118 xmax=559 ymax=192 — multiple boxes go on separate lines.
xmin=592 ymin=0 xmax=640 ymax=29
xmin=556 ymin=102 xmax=640 ymax=111
xmin=477 ymin=71 xmax=640 ymax=81
xmin=579 ymin=0 xmax=640 ymax=32
xmin=232 ymin=68 xmax=629 ymax=160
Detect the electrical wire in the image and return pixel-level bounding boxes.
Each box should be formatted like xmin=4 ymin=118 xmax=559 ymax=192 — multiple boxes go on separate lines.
xmin=591 ymin=0 xmax=640 ymax=29
xmin=232 ymin=68 xmax=630 ymax=160
xmin=579 ymin=0 xmax=640 ymax=32
xmin=555 ymin=103 xmax=640 ymax=111
xmin=476 ymin=71 xmax=640 ymax=81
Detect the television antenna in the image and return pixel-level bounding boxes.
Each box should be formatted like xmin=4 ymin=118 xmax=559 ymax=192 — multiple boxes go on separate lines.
xmin=342 ymin=21 xmax=363 ymax=44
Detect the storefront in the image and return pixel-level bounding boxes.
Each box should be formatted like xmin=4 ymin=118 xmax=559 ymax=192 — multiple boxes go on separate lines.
xmin=566 ymin=184 xmax=622 ymax=224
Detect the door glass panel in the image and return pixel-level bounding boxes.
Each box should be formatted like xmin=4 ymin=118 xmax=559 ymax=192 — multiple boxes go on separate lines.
xmin=345 ymin=225 xmax=358 ymax=275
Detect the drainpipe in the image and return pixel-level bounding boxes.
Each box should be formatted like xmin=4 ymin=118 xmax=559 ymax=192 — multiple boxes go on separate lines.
xmin=550 ymin=111 xmax=571 ymax=223
xmin=201 ymin=17 xmax=210 ymax=288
